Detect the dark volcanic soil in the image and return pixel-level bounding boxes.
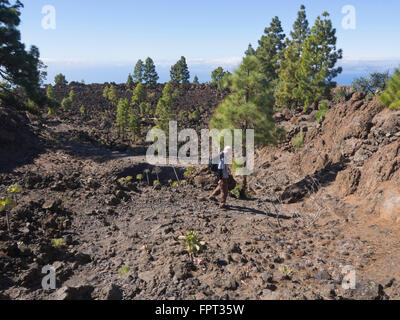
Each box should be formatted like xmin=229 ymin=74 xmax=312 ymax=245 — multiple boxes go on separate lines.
xmin=2 ymin=87 xmax=400 ymax=300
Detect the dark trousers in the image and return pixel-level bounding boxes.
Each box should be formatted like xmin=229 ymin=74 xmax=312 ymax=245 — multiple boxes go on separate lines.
xmin=210 ymin=178 xmax=229 ymax=205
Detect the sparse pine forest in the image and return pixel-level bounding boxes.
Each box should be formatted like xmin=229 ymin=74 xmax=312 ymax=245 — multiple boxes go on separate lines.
xmin=2 ymin=0 xmax=400 ymax=302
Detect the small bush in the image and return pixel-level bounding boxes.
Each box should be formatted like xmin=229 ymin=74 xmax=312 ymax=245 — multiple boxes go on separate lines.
xmin=231 ymin=184 xmax=242 ymax=199
xmin=172 ymin=181 xmax=179 ymax=188
xmin=118 ymin=176 xmax=133 ymax=184
xmin=189 ymin=110 xmax=199 ymax=121
xmin=366 ymin=92 xmax=374 ymax=100
xmin=315 ymin=100 xmax=329 ymax=123
xmin=61 ymin=97 xmax=73 ymax=111
xmin=333 ymin=87 xmax=347 ymax=103
xmin=291 ymin=129 xmax=304 ymax=150
xmin=0 ymin=184 xmax=22 ymax=232
xmin=118 ymin=266 xmax=130 ymax=276
xmin=179 ymin=231 xmax=205 ymax=258
xmin=184 ymin=166 xmax=195 ymax=178
xmin=380 ymin=69 xmax=400 ymax=110
xmin=52 ymin=238 xmax=65 ymax=247
xmin=352 ymin=71 xmax=390 ymax=94
xmin=279 ymin=265 xmax=293 ymax=277
xmin=153 ymin=180 xmax=160 ymax=187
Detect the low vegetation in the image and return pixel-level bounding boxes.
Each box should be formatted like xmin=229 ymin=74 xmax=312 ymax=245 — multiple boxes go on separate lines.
xmin=118 ymin=266 xmax=130 ymax=276
xmin=291 ymin=129 xmax=304 ymax=150
xmin=380 ymin=69 xmax=400 ymax=110
xmin=179 ymin=231 xmax=205 ymax=260
xmin=315 ymin=100 xmax=329 ymax=123
xmin=0 ymin=185 xmax=22 ymax=233
xmin=352 ymin=71 xmax=390 ymax=94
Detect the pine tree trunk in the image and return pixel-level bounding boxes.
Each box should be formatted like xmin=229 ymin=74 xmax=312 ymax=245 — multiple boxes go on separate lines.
xmin=241 ymin=120 xmax=248 ymax=198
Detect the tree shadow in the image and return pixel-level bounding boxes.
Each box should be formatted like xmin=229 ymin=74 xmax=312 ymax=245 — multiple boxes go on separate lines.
xmin=118 ymin=163 xmax=186 ymax=184
xmin=227 ymin=204 xmax=292 ymax=220
xmin=281 ymin=161 xmax=346 ymax=203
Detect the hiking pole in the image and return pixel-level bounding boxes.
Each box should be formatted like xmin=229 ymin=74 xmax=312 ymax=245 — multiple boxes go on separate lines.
xmin=172 ymin=166 xmax=180 ymax=183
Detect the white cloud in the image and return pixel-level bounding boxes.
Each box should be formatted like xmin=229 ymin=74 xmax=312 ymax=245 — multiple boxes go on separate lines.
xmin=41 ymin=56 xmax=243 ymax=68
xmin=339 ymin=56 xmax=400 ymax=74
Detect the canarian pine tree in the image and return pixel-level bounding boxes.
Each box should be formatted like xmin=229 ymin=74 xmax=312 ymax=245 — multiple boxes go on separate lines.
xmin=133 ymin=60 xmax=145 ymax=83
xmin=380 ymin=69 xmax=400 ymax=110
xmin=211 ymin=67 xmax=227 ymax=85
xmin=128 ymin=108 xmax=141 ymax=142
xmin=107 ymin=84 xmax=118 ymax=107
xmin=102 ymin=86 xmax=109 ymax=99
xmin=126 ymin=74 xmax=134 ymax=89
xmin=245 ymin=44 xmax=256 ymax=57
xmin=132 ymin=82 xmax=146 ymax=106
xmin=193 ymin=75 xmax=199 ymax=84
xmin=275 ymin=5 xmax=310 ymax=108
xmin=140 ymin=102 xmax=152 ymax=118
xmin=210 ymin=56 xmax=277 ymax=193
xmin=256 ymin=16 xmax=286 ymax=83
xmin=179 ymin=56 xmax=190 ymax=83
xmin=143 ymin=57 xmax=159 ymax=85
xmin=54 ymin=73 xmax=68 ymax=86
xmin=46 ymin=85 xmax=56 ymax=101
xmin=295 ymin=12 xmax=343 ymax=109
xmin=45 ymin=85 xmax=59 ymax=114
xmin=61 ymin=89 xmax=74 ymax=112
xmin=0 ymin=0 xmax=48 ymax=113
xmin=290 ymin=5 xmax=310 ymax=44
xmin=170 ymin=62 xmax=180 ymax=84
xmin=170 ymin=56 xmax=190 ymax=84
xmin=116 ymin=98 xmax=130 ymax=140
xmin=155 ymin=82 xmax=177 ymax=133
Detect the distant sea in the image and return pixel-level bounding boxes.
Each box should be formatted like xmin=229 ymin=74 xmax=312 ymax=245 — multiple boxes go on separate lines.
xmin=43 ymin=62 xmax=398 ymax=86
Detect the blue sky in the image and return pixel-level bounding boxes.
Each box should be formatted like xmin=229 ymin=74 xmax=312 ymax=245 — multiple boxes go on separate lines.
xmin=19 ymin=0 xmax=400 ymax=84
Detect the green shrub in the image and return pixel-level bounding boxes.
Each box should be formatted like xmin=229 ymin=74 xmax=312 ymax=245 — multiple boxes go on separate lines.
xmin=333 ymin=87 xmax=347 ymax=103
xmin=352 ymin=71 xmax=390 ymax=94
xmin=0 ymin=184 xmax=22 ymax=232
xmin=231 ymin=184 xmax=242 ymax=199
xmin=315 ymin=100 xmax=329 ymax=123
xmin=171 ymin=181 xmax=179 ymax=188
xmin=61 ymin=97 xmax=73 ymax=111
xmin=291 ymin=129 xmax=304 ymax=150
xmin=52 ymin=238 xmax=65 ymax=247
xmin=366 ymin=92 xmax=374 ymax=100
xmin=118 ymin=266 xmax=130 ymax=276
xmin=118 ymin=176 xmax=133 ymax=184
xmin=153 ymin=180 xmax=160 ymax=187
xmin=189 ymin=110 xmax=199 ymax=121
xmin=380 ymin=69 xmax=400 ymax=110
xmin=184 ymin=166 xmax=195 ymax=178
xmin=279 ymin=265 xmax=293 ymax=277
xmin=179 ymin=231 xmax=205 ymax=258
xmin=232 ymin=160 xmax=243 ymax=175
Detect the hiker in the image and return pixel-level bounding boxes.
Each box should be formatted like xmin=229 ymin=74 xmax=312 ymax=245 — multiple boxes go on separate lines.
xmin=209 ymin=146 xmax=232 ymax=208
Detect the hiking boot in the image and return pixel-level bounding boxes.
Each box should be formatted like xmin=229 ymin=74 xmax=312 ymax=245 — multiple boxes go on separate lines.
xmin=219 ymin=203 xmax=227 ymax=209
xmin=209 ymin=196 xmax=218 ymax=202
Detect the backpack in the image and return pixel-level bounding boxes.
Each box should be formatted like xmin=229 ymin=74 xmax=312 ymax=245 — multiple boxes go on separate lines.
xmin=208 ymin=153 xmax=224 ymax=177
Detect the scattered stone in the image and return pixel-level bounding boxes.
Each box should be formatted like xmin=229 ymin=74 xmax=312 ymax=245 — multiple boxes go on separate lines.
xmin=224 ymin=278 xmax=238 ymax=291
xmin=101 ymin=284 xmax=123 ymax=300
xmin=54 ymin=285 xmax=94 ymax=300
xmin=315 ymin=271 xmax=331 ymax=283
